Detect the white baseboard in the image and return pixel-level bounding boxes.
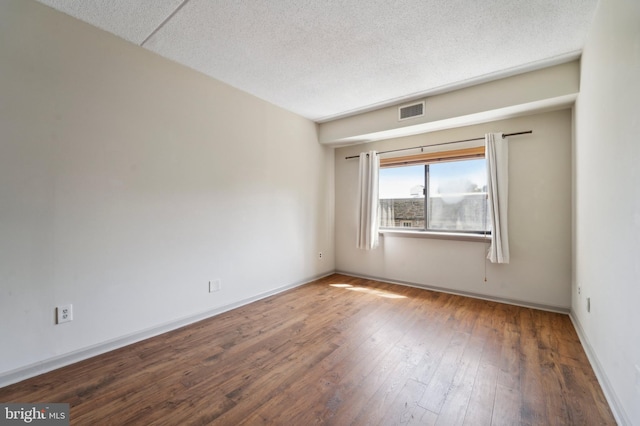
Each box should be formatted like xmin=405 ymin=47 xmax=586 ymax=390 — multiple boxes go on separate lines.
xmin=335 ymin=270 xmax=570 ymax=314
xmin=569 ymin=312 xmax=629 ymax=426
xmin=0 ymin=272 xmax=333 ymax=389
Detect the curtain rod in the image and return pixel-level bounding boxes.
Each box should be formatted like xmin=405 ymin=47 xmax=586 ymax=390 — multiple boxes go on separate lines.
xmin=344 ymin=130 xmax=532 ymax=160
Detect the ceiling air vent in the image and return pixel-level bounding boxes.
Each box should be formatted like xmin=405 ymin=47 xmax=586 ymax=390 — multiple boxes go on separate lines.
xmin=398 ymin=101 xmax=425 ymax=121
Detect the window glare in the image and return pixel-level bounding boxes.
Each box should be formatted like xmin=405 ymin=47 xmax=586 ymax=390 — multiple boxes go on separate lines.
xmin=428 ymin=159 xmax=489 ymax=232
xmin=429 ymin=159 xmax=487 ymax=195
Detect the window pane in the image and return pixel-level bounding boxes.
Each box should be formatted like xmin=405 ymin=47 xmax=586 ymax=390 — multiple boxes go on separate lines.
xmin=428 ymin=159 xmax=490 ymax=232
xmin=379 ymin=165 xmax=424 ymax=229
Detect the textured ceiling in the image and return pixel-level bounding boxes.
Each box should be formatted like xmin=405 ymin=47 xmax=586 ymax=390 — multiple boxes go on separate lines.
xmin=36 ymin=0 xmax=599 ymax=122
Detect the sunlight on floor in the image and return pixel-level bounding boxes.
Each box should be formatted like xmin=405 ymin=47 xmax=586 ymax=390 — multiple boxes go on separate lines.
xmin=329 ymin=284 xmax=407 ymax=299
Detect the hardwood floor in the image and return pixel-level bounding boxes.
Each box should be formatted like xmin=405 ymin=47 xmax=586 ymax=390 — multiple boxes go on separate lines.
xmin=0 ymin=274 xmax=616 ymax=425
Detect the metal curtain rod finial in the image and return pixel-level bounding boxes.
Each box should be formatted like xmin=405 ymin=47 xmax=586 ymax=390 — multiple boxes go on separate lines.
xmin=344 ymin=130 xmax=533 ymax=160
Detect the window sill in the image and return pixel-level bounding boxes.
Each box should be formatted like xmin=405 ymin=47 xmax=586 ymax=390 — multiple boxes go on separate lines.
xmin=379 ymin=229 xmax=491 ymax=243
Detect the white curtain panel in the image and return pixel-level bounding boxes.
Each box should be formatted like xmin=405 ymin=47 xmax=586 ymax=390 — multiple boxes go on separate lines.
xmin=486 ymin=133 xmax=510 ymax=263
xmin=356 ymin=151 xmax=380 ymax=250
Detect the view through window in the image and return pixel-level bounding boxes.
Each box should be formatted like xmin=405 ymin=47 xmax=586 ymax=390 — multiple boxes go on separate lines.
xmin=379 ymin=158 xmax=491 ymax=233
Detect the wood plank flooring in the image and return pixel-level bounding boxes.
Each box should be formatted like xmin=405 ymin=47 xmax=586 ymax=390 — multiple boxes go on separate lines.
xmin=0 ymin=274 xmax=616 ymax=425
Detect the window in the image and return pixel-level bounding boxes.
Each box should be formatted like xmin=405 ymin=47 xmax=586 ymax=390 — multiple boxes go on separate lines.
xmin=378 ymin=148 xmax=491 ymax=234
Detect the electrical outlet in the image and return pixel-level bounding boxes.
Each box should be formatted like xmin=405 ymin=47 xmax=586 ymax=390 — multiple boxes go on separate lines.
xmin=209 ymin=279 xmax=221 ymax=293
xmin=587 ymin=297 xmax=591 ymax=313
xmin=56 ymin=304 xmax=73 ymax=324
xmin=318 ymin=252 xmax=323 ymax=259
xmin=577 ymin=286 xmax=581 ymax=295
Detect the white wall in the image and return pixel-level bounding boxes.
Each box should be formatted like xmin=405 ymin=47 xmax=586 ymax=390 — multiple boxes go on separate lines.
xmin=0 ymin=0 xmax=334 ymax=380
xmin=573 ymin=0 xmax=640 ymax=424
xmin=335 ymin=110 xmax=572 ymax=310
